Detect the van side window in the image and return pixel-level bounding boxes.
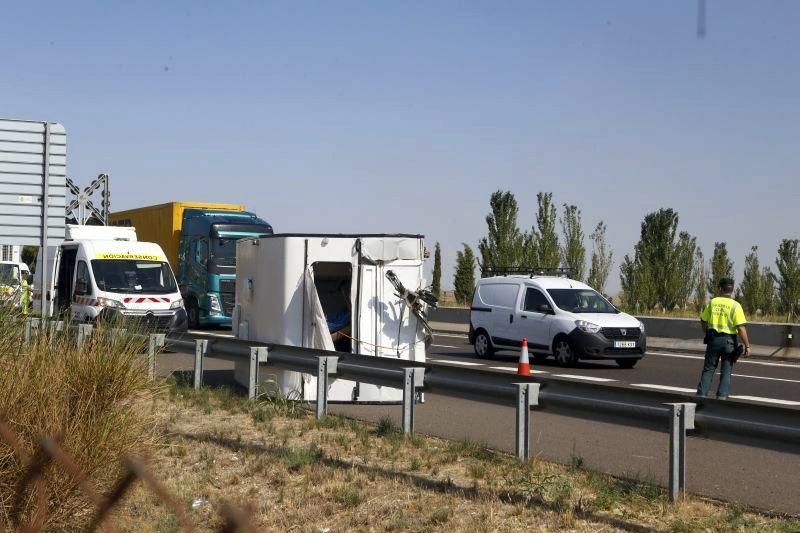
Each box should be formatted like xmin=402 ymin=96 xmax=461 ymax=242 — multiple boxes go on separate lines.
xmin=477 ymin=283 xmax=519 ymax=308
xmin=523 ymin=288 xmax=550 ymax=312
xmin=74 ymin=261 xmax=91 ymax=296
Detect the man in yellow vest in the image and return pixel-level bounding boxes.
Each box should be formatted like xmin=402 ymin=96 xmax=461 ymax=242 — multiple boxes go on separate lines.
xmin=696 ymin=277 xmax=751 ymax=399
xmin=20 ymin=274 xmax=30 ymax=315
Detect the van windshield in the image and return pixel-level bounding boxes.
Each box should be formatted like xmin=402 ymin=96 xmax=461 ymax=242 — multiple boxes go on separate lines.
xmin=0 ymin=264 xmax=20 ymax=286
xmin=546 ymin=289 xmax=618 ymax=314
xmin=91 ymin=260 xmax=178 ymax=294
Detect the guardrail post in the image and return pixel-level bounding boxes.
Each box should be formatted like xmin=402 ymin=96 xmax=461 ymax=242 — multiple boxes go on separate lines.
xmin=48 ymin=320 xmax=64 ymax=343
xmin=148 ymin=334 xmax=166 ymax=381
xmin=194 ymin=339 xmax=208 ymax=390
xmin=249 ymin=347 xmax=268 ymax=400
xmin=402 ymin=367 xmax=425 ymax=435
xmin=24 ymin=317 xmax=34 ymax=343
xmin=316 ymin=356 xmax=338 ymax=419
xmin=77 ymin=324 xmax=93 ymax=347
xmin=514 ymin=383 xmax=541 ymax=460
xmin=667 ymin=402 xmax=696 ymax=501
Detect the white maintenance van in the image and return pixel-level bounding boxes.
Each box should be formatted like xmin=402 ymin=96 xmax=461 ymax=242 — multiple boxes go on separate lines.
xmin=33 ymin=225 xmax=188 ymax=331
xmin=233 ymin=234 xmax=435 ymax=402
xmin=0 ymin=261 xmax=24 ymax=307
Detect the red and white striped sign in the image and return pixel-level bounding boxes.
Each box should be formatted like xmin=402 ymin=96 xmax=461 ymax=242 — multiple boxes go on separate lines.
xmin=122 ymin=297 xmax=171 ymax=304
xmin=74 ymin=296 xmax=99 ymax=306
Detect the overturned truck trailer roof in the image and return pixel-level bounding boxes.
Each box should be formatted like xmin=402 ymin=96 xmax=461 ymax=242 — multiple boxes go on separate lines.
xmin=233 ymin=233 xmax=430 ymax=402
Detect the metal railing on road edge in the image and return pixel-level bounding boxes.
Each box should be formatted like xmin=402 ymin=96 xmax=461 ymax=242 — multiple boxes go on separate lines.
xmin=163 ymin=330 xmax=800 ymax=503
xmin=22 ymin=318 xmax=800 ymax=503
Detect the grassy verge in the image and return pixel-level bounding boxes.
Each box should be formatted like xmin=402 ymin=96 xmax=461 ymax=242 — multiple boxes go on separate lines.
xmin=115 ymin=380 xmax=799 ymax=532
xmin=0 ymin=306 xmax=160 ymax=529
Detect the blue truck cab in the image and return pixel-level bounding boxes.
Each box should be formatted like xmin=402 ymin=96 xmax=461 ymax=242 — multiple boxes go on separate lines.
xmin=177 ymin=209 xmax=273 ymax=327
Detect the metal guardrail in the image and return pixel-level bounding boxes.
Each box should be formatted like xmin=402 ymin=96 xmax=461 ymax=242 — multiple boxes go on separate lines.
xmin=22 ymin=319 xmax=800 ymax=503
xmin=161 ymin=330 xmax=800 ymax=503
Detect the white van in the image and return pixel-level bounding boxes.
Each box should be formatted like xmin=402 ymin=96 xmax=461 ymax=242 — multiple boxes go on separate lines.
xmin=33 ymin=225 xmax=187 ymax=331
xmin=469 ymin=274 xmax=646 ymax=368
xmin=0 ymin=261 xmax=23 ymax=306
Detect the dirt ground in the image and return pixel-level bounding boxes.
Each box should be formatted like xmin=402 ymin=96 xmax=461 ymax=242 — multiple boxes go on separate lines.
xmin=114 ymin=382 xmax=800 ymax=532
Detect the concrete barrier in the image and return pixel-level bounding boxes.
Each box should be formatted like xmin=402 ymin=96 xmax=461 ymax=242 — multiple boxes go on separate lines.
xmin=429 ymin=308 xmax=800 ymax=359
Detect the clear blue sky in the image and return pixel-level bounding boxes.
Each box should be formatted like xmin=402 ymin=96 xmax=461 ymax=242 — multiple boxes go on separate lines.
xmin=3 ymin=1 xmax=799 ymax=293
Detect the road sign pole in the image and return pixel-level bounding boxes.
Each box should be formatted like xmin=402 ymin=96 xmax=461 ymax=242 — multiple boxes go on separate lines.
xmin=40 ymin=123 xmax=50 ymax=318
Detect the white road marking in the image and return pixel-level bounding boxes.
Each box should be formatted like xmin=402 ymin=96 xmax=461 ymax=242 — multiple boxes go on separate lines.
xmin=732 ymin=373 xmax=800 ymax=384
xmin=427 ymin=359 xmax=484 ymax=367
xmin=434 ymin=333 xmax=469 ymax=339
xmin=729 ymin=396 xmax=800 ymax=406
xmin=553 ymin=374 xmax=616 ymax=382
xmin=431 ymin=344 xmax=462 ymax=349
xmin=489 ymin=366 xmax=549 ymax=374
xmin=648 ymin=351 xmax=800 ymax=369
xmin=631 ymin=384 xmax=696 ymax=393
xmin=646 ymin=351 xmax=703 ymax=360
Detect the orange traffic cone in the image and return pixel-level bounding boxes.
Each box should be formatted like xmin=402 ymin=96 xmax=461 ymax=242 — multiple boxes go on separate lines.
xmin=517 ymin=338 xmax=531 ymax=376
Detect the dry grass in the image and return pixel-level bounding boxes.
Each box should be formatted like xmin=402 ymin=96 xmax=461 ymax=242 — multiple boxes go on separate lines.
xmin=0 ymin=305 xmax=161 ymax=529
xmin=115 ymin=381 xmax=800 ymax=532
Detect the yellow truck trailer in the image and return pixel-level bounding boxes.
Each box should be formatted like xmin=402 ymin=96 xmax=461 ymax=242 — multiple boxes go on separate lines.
xmin=109 ymin=202 xmax=245 ymax=267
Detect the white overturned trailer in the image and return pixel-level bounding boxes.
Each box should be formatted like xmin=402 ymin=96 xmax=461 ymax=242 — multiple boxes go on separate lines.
xmin=233 ymin=234 xmax=431 ymax=402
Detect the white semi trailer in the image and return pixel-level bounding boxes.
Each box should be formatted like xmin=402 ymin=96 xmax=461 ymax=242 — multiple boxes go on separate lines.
xmin=233 ymin=234 xmax=432 ymax=402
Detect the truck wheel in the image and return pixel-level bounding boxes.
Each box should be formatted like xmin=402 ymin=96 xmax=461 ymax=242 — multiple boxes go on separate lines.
xmin=616 ymin=358 xmax=638 ymax=369
xmin=187 ymin=299 xmax=200 ymax=329
xmin=553 ymin=337 xmax=577 ymax=367
xmin=473 ymin=330 xmax=494 ymax=359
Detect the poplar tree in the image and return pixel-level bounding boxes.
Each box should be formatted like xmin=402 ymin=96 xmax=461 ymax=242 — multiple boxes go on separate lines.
xmin=587 ymin=221 xmax=613 ymax=294
xmin=560 ymin=204 xmax=586 ymax=281
xmin=478 ymin=191 xmax=524 ymax=274
xmin=619 ymin=208 xmax=696 ymax=311
xmin=453 ymin=244 xmax=477 ymax=305
xmin=431 ymin=242 xmax=442 ymax=298
xmin=693 ymin=249 xmax=708 ymax=311
xmin=707 ymin=242 xmax=734 ymax=296
xmin=775 ymin=239 xmax=800 ymax=319
xmin=532 ymin=192 xmax=560 ymax=268
xmin=739 ymin=246 xmax=775 ymax=315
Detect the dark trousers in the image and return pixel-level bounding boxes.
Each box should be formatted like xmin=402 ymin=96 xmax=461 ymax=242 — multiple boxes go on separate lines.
xmin=696 ymin=335 xmax=735 ymax=398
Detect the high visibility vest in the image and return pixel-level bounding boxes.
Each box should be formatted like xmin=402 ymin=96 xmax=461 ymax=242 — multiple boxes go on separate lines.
xmin=700 ymin=296 xmax=746 ymax=335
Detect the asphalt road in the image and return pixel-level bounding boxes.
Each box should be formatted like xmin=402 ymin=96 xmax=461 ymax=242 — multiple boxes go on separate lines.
xmin=427 ymin=333 xmax=800 ymax=407
xmin=185 ymin=329 xmax=800 ymax=407
xmin=167 ymin=330 xmax=800 ymax=513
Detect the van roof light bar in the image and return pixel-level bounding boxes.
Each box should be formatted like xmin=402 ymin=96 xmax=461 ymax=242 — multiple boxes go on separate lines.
xmin=481 ymin=266 xmax=573 ymax=278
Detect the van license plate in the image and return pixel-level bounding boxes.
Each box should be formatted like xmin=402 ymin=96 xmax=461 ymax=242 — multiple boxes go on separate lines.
xmin=614 ymin=341 xmax=636 ymax=348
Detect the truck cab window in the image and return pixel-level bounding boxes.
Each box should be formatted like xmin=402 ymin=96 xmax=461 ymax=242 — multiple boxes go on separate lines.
xmin=74 ymin=261 xmax=91 ymax=296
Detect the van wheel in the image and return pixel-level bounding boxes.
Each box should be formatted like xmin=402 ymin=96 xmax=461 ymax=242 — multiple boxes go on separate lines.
xmin=473 ymin=330 xmax=494 ymax=359
xmin=553 ymin=337 xmax=577 ymax=367
xmin=187 ymin=299 xmax=200 ymax=329
xmin=616 ymin=358 xmax=638 ymax=369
